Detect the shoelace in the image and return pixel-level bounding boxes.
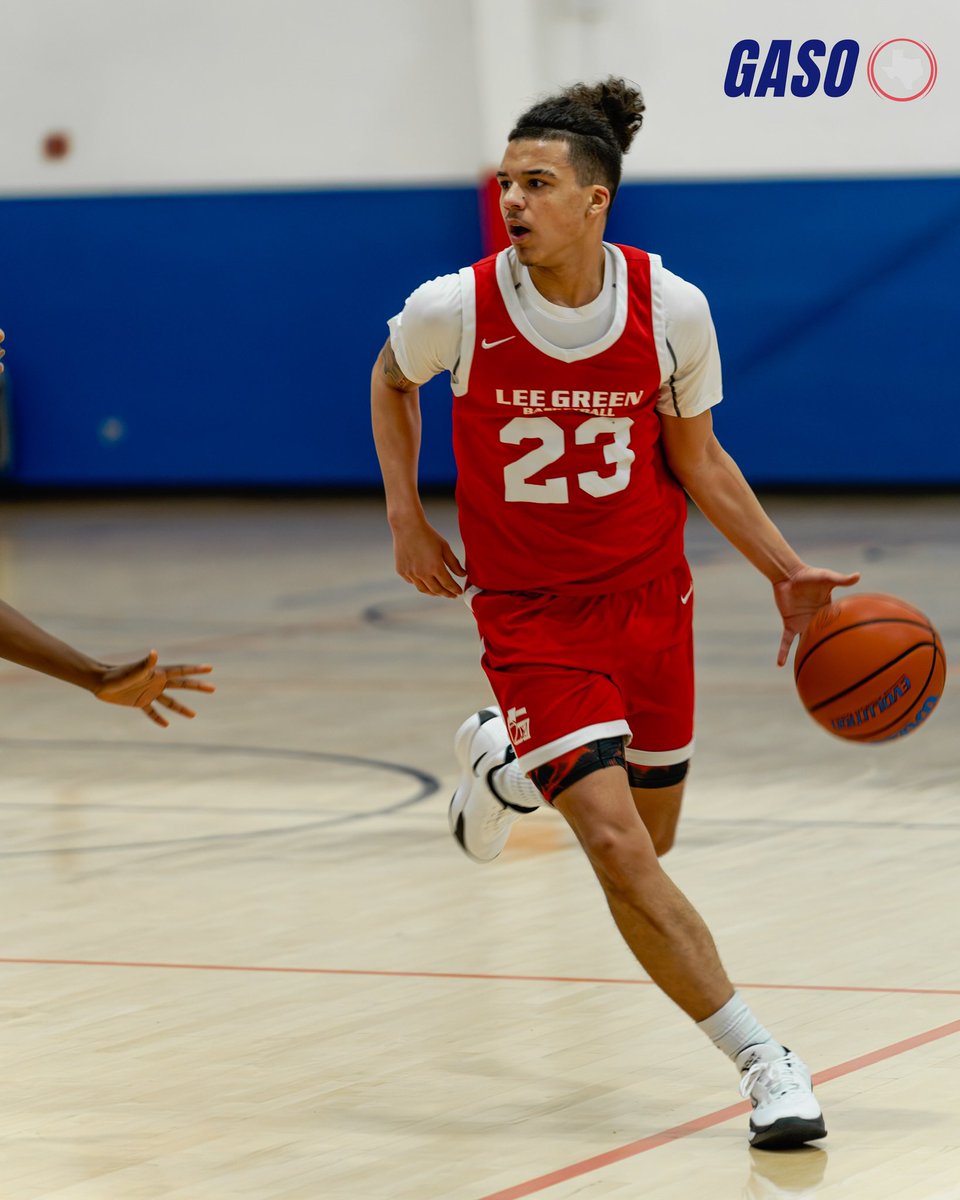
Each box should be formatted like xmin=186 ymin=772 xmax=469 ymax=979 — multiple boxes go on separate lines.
xmin=739 ymin=1053 xmax=805 ymax=1101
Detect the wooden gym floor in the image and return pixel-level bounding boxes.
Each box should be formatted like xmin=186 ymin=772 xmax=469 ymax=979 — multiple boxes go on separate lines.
xmin=0 ymin=492 xmax=957 ymax=1200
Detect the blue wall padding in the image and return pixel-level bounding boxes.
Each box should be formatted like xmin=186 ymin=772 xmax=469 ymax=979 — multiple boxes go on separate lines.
xmin=607 ymin=175 xmax=960 ymax=484
xmin=0 ymin=176 xmax=957 ymax=485
xmin=0 ymin=187 xmax=477 ymax=485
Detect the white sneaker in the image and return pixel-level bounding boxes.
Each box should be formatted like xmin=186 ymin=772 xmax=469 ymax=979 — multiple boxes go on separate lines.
xmin=449 ymin=708 xmax=537 ymax=862
xmin=737 ymin=1043 xmax=827 ymax=1150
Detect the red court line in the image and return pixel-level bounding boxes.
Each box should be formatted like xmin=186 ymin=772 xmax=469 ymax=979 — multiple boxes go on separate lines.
xmin=0 ymin=956 xmax=958 ymax=997
xmin=3 ymin=956 xmax=959 ymax=1197
xmin=476 ymin=1017 xmax=960 ymax=1200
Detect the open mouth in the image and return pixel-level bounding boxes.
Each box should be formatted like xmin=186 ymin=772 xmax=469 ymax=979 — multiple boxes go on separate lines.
xmin=506 ymin=222 xmax=530 ymax=241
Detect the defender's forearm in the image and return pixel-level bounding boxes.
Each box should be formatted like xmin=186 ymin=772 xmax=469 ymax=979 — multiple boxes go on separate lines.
xmin=0 ymin=600 xmax=104 ymax=689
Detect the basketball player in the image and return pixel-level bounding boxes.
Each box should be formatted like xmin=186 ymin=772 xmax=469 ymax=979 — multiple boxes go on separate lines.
xmin=0 ymin=597 xmax=214 ymax=726
xmin=371 ymin=79 xmax=858 ymax=1149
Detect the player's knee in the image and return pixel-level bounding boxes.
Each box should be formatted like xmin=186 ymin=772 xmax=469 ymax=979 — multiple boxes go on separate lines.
xmin=585 ymin=823 xmax=661 ymax=898
xmin=529 ymin=737 xmax=626 ymax=806
xmin=571 ymin=806 xmax=661 ymax=888
xmin=651 ymin=826 xmax=676 ymax=858
xmin=645 ymin=805 xmax=681 ymax=858
xmin=628 ymin=760 xmax=688 ymax=857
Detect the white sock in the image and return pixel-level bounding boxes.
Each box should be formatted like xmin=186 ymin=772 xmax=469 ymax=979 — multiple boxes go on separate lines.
xmin=490 ymin=756 xmax=543 ymax=810
xmin=697 ymin=992 xmax=781 ymax=1065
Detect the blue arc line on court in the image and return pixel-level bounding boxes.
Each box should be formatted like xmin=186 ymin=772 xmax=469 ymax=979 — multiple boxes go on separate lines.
xmin=0 ymin=738 xmax=439 ymax=856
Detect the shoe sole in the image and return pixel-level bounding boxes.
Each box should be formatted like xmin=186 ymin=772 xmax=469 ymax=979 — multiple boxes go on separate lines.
xmin=449 ymin=709 xmax=501 ymax=860
xmin=749 ymin=1114 xmax=827 ymax=1150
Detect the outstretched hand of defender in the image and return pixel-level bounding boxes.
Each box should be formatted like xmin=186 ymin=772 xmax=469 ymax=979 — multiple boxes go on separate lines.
xmin=392 ymin=517 xmax=466 ymax=598
xmin=772 ymin=566 xmax=861 ymax=668
xmin=93 ymin=651 xmax=215 ymax=727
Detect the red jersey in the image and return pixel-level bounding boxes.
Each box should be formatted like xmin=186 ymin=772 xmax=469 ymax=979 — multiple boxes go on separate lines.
xmin=453 ymin=244 xmax=686 ymax=594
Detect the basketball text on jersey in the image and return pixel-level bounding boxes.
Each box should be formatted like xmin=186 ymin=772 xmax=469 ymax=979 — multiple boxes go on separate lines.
xmin=454 ymin=245 xmax=686 ymax=592
xmin=495 ymin=388 xmax=644 ymax=418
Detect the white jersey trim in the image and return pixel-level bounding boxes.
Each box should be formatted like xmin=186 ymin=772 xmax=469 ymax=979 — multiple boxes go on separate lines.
xmin=515 ymin=720 xmax=633 ymax=775
xmin=648 ymin=253 xmax=677 ymax=413
xmin=494 ymin=244 xmax=630 ymax=363
xmin=452 ymin=266 xmax=476 ymax=397
xmin=386 ymin=249 xmax=723 ymax=417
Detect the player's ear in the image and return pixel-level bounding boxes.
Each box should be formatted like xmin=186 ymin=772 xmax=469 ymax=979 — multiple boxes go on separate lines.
xmin=587 ymin=186 xmax=610 ymax=217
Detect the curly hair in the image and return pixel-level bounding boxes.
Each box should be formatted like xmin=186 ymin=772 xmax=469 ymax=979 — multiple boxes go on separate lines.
xmin=508 ymin=77 xmax=645 ymax=203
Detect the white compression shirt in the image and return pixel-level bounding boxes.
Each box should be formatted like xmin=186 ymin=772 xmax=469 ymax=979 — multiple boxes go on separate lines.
xmin=387 ymin=243 xmax=723 ymax=417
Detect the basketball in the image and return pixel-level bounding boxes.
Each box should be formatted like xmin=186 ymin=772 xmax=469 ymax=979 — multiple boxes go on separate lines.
xmin=794 ymin=593 xmax=946 ymax=742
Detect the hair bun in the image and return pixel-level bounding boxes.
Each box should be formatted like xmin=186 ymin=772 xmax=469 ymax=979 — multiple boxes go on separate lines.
xmin=562 ymin=78 xmax=645 ymax=153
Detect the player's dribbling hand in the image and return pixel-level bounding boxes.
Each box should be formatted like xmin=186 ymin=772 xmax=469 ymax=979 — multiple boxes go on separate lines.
xmin=392 ymin=517 xmax=466 ymax=598
xmin=93 ymin=650 xmax=215 ymax=727
xmin=772 ymin=565 xmax=861 ymax=668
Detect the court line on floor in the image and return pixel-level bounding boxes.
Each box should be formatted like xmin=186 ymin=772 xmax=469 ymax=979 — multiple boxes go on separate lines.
xmin=475 ymin=1017 xmax=960 ymax=1200
xmin=0 ymin=739 xmax=439 ymax=856
xmin=2 ymin=953 xmax=956 ymax=1194
xmin=0 ymin=956 xmax=957 ymax=998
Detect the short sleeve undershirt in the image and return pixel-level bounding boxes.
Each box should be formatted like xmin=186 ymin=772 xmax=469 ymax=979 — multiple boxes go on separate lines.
xmin=387 ymin=244 xmax=722 ymax=417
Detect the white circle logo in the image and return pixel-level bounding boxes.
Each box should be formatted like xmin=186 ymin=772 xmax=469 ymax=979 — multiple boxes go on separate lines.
xmin=867 ymin=38 xmax=937 ymax=101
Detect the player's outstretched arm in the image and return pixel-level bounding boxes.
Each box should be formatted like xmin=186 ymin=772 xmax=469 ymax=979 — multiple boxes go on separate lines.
xmin=0 ymin=598 xmax=214 ymax=727
xmin=371 ymin=337 xmax=465 ymax=598
xmin=659 ymin=410 xmax=859 ymax=665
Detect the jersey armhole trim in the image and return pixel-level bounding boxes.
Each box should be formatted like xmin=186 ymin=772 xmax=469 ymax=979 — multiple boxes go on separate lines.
xmin=651 ymin=255 xmax=684 ymax=417
xmin=663 ymin=337 xmax=681 ymax=417
xmin=649 ymin=253 xmax=675 ymax=390
xmin=453 ymin=267 xmax=476 ymax=397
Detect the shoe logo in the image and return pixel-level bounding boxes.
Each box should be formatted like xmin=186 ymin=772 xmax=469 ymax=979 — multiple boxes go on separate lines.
xmin=680 ymin=583 xmax=694 ymax=605
xmin=481 ymin=336 xmax=515 ymax=350
xmin=506 ymin=706 xmax=531 ymax=743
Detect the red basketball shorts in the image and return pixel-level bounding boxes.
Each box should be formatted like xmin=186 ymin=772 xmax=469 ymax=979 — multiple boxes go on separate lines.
xmin=466 ymin=562 xmax=695 ymax=774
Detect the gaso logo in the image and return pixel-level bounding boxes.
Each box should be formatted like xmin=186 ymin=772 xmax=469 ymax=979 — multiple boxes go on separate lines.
xmin=724 ymin=38 xmax=937 ymax=101
xmin=868 ymin=39 xmax=938 ymax=101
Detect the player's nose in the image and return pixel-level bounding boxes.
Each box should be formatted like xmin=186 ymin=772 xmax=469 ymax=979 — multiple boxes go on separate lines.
xmin=501 ymin=182 xmax=524 ymax=209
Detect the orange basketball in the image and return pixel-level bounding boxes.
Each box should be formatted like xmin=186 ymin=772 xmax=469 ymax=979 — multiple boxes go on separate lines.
xmin=794 ymin=593 xmax=946 ymax=743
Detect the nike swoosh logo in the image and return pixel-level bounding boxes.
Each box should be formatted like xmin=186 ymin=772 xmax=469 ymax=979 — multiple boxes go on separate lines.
xmin=481 ymin=336 xmax=515 ymax=350
xmin=680 ymin=584 xmax=694 ymax=605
